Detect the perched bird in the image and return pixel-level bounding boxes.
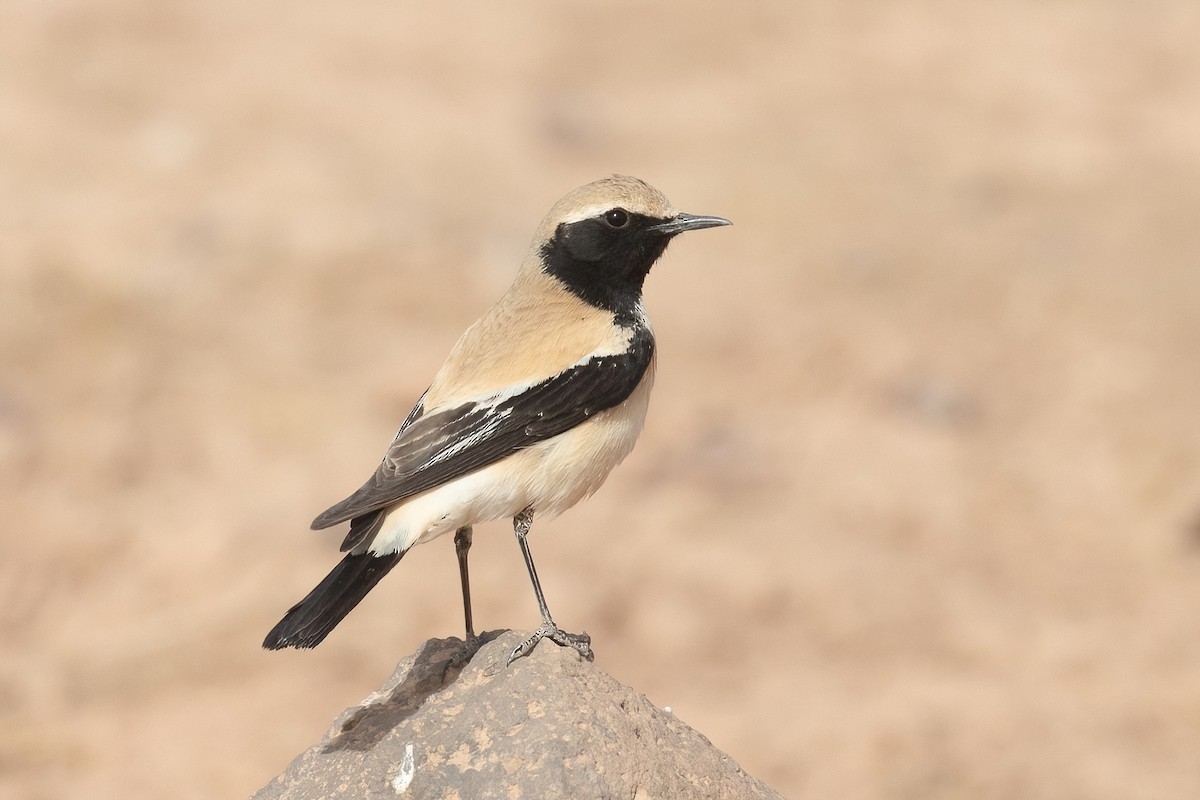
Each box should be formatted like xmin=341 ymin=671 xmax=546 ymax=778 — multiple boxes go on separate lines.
xmin=263 ymin=175 xmax=730 ymax=663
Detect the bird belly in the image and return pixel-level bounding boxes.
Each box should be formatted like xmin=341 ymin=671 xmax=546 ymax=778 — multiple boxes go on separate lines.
xmin=367 ymin=366 xmax=654 ymax=556
xmin=522 ymin=366 xmax=654 ymax=519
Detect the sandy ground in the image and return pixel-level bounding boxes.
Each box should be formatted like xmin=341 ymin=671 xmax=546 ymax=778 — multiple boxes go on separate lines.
xmin=3 ymin=2 xmax=1200 ymax=798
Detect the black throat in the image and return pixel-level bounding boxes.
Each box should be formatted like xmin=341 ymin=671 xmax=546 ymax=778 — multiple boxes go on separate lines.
xmin=538 ymin=214 xmax=672 ymax=323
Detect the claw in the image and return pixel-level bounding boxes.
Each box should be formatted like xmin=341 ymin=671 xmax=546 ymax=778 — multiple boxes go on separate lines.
xmin=442 ymin=633 xmax=485 ymax=679
xmin=507 ymin=624 xmax=593 ymax=665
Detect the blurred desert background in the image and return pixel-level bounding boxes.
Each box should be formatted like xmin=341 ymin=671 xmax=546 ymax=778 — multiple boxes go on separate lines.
xmin=3 ymin=2 xmax=1200 ymax=798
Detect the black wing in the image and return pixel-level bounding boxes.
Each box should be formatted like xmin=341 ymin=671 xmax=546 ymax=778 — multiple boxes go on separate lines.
xmin=311 ymin=327 xmax=654 ymax=531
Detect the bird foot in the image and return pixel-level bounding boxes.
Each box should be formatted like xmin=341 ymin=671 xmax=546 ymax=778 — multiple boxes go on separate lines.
xmin=507 ymin=623 xmax=593 ymax=665
xmin=441 ymin=633 xmax=486 ymax=680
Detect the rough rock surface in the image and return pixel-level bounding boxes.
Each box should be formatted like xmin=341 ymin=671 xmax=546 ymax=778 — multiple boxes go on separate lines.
xmin=254 ymin=630 xmax=785 ymax=800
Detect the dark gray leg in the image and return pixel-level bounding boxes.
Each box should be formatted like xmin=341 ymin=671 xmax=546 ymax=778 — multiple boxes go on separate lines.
xmin=453 ymin=526 xmax=476 ymax=641
xmin=507 ymin=507 xmax=593 ymax=665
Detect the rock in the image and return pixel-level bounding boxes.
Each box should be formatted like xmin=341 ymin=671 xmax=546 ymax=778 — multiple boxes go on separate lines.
xmin=254 ymin=630 xmax=785 ymax=800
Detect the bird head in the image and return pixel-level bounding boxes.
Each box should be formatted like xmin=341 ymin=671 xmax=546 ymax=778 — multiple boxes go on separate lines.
xmin=533 ymin=175 xmax=730 ymax=314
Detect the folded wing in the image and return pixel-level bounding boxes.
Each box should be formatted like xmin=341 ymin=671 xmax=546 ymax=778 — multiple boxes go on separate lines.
xmin=311 ymin=327 xmax=654 ymax=531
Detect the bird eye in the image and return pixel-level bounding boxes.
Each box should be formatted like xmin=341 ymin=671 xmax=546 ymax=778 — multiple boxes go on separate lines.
xmin=604 ymin=208 xmax=630 ymax=228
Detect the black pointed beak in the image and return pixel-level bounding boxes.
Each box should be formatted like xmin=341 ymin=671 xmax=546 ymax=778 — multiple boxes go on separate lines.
xmin=649 ymin=212 xmax=732 ymax=236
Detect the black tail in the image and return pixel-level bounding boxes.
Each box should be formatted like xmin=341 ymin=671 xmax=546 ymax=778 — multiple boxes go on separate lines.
xmin=263 ymin=551 xmax=403 ymax=649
